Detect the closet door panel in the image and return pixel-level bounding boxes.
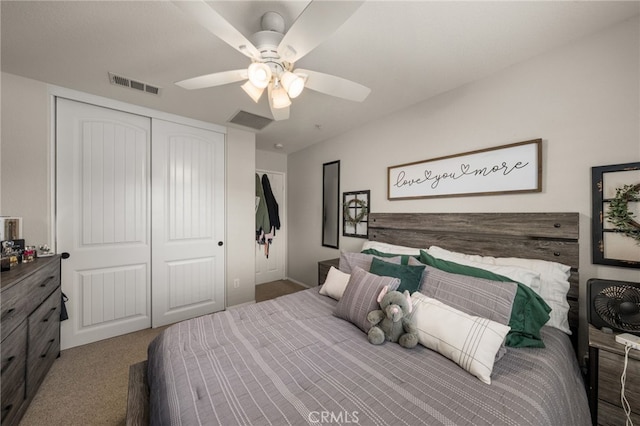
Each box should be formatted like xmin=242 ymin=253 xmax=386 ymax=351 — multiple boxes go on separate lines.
xmin=56 ymin=98 xmax=151 ymax=349
xmin=151 ymin=119 xmax=225 ymax=327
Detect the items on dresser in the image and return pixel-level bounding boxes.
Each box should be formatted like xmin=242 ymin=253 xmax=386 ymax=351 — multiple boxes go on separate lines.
xmin=0 ymin=217 xmax=22 ymax=241
xmin=589 ymin=324 xmax=640 ymax=425
xmin=1 ymin=255 xmax=61 ymax=426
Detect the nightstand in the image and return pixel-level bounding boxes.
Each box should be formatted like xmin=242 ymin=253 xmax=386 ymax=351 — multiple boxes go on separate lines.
xmin=589 ymin=325 xmax=640 ymax=425
xmin=317 ymin=258 xmax=339 ymax=286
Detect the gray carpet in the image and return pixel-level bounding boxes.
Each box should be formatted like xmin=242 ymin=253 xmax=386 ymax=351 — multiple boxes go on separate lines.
xmin=18 ymin=280 xmax=305 ymax=425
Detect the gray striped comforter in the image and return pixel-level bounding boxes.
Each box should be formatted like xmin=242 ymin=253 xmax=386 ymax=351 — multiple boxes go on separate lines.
xmin=147 ymin=287 xmax=590 ymax=426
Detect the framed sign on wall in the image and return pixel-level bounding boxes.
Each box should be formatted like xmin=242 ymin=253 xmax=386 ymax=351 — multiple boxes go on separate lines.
xmin=387 ymin=139 xmax=542 ymax=200
xmin=592 ymin=162 xmax=640 ymax=268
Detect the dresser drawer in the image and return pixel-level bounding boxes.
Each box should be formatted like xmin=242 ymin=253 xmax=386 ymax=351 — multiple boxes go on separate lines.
xmin=597 ymin=399 xmax=640 ymax=426
xmin=27 ymin=290 xmax=60 ymax=396
xmin=1 ymin=321 xmax=26 ymax=426
xmin=598 ymin=349 xmax=640 ymax=410
xmin=24 ymin=258 xmax=61 ymax=314
xmin=0 ymin=282 xmax=28 ymax=340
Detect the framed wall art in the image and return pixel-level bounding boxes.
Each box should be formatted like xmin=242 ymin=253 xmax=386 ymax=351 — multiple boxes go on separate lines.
xmin=592 ymin=162 xmax=640 ymax=268
xmin=343 ymin=190 xmax=369 ymax=238
xmin=387 ymin=139 xmax=542 ymax=200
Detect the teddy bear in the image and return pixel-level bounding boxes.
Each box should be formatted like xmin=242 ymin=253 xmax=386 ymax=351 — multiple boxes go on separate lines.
xmin=367 ymin=286 xmax=418 ymax=349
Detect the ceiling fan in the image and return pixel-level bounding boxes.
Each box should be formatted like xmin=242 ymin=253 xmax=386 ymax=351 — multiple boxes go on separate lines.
xmin=173 ymin=0 xmax=371 ymax=121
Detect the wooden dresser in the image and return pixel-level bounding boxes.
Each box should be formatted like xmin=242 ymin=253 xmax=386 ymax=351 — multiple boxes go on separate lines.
xmin=1 ymin=255 xmax=62 ymax=426
xmin=589 ymin=325 xmax=640 ymax=426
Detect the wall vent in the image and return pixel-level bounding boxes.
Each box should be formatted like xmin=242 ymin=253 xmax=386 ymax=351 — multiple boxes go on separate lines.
xmin=108 ymin=72 xmax=161 ymax=96
xmin=228 ymin=110 xmax=273 ymax=130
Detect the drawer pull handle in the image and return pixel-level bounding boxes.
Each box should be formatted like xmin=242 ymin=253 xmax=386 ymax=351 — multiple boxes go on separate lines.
xmin=1 ymin=404 xmax=13 ymax=422
xmin=42 ymin=306 xmax=58 ymax=323
xmin=1 ymin=308 xmax=15 ymax=321
xmin=40 ymin=338 xmax=56 ymax=358
xmin=40 ymin=275 xmax=55 ymax=287
xmin=1 ymin=356 xmax=15 ymax=374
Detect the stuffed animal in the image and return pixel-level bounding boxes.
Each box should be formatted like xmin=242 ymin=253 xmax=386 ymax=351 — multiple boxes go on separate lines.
xmin=367 ymin=286 xmax=418 ymax=349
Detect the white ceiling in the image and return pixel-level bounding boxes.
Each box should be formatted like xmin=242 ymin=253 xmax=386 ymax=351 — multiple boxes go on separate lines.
xmin=2 ymin=1 xmax=638 ymax=154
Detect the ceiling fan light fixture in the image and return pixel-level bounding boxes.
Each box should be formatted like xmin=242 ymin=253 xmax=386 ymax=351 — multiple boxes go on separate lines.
xmin=241 ymin=81 xmax=264 ymax=103
xmin=247 ymin=62 xmax=272 ymax=89
xmin=281 ymin=71 xmax=304 ymax=99
xmin=270 ymin=84 xmax=291 ymax=109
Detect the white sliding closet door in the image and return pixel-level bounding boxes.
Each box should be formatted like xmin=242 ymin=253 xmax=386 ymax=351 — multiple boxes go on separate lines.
xmin=151 ymin=119 xmax=225 ymax=327
xmin=57 ymin=98 xmax=151 ymax=349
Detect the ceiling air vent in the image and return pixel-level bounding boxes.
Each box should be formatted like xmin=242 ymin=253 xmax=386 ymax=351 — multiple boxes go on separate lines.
xmin=228 ymin=110 xmax=273 ymax=130
xmin=108 ymin=72 xmax=161 ymax=96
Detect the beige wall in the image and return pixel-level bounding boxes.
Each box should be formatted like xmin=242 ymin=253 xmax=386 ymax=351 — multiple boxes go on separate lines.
xmin=0 ymin=72 xmax=258 ymax=308
xmin=1 ymin=73 xmax=51 ymax=245
xmin=256 ymin=149 xmax=287 ymax=173
xmin=226 ymin=128 xmax=257 ymax=307
xmin=288 ymin=17 xmax=640 ymax=359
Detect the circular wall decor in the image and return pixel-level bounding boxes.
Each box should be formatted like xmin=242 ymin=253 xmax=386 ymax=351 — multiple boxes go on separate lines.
xmin=344 ymin=198 xmax=368 ymax=225
xmin=606 ymin=183 xmax=640 ymax=243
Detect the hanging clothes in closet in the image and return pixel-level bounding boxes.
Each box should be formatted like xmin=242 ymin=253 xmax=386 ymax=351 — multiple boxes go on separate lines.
xmin=255 ymin=173 xmax=281 ymax=258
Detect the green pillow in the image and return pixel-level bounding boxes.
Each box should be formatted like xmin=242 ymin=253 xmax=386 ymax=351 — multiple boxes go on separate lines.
xmin=369 ymin=257 xmax=425 ymax=294
xmin=418 ymin=250 xmax=551 ymax=348
xmin=361 ymin=248 xmax=418 ymax=265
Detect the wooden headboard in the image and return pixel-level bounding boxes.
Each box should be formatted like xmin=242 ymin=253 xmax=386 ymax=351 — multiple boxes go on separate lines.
xmin=368 ymin=212 xmax=580 ymax=345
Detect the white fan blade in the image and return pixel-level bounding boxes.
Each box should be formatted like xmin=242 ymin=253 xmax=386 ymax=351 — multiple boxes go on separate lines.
xmin=296 ymin=69 xmax=371 ymax=102
xmin=277 ymin=1 xmax=364 ymax=63
xmin=268 ymin=84 xmax=291 ymax=121
xmin=172 ymin=0 xmax=261 ymax=60
xmin=175 ymin=69 xmax=247 ymax=90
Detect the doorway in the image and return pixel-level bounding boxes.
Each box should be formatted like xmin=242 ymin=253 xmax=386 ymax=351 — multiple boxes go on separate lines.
xmin=255 ymin=170 xmax=286 ymax=285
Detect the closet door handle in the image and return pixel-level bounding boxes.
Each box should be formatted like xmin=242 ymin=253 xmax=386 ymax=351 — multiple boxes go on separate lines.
xmin=218 ymin=241 xmax=224 ymax=246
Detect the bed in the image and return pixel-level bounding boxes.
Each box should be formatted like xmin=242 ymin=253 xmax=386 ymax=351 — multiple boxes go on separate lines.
xmin=128 ymin=212 xmax=590 ymax=426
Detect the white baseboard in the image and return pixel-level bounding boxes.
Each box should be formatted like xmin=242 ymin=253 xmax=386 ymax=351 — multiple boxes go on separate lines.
xmin=285 ymin=277 xmax=313 ymax=288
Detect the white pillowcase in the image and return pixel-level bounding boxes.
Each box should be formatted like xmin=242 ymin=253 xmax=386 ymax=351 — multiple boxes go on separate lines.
xmin=319 ymin=266 xmax=351 ymax=300
xmin=427 ymin=246 xmax=571 ymax=334
xmin=426 ymin=246 xmax=541 ymax=293
xmin=410 ymin=292 xmax=510 ymax=385
xmin=361 ymin=241 xmax=422 ymax=256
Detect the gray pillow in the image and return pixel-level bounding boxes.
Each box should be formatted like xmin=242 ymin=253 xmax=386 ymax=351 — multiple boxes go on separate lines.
xmin=334 ymin=266 xmax=400 ymax=333
xmin=408 ymin=257 xmax=517 ymax=326
xmin=339 ymin=251 xmax=402 ymax=274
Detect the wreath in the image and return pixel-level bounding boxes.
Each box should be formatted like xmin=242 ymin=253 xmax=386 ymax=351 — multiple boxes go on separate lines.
xmin=344 ymin=198 xmax=368 ymax=226
xmin=606 ymin=183 xmax=640 ymax=244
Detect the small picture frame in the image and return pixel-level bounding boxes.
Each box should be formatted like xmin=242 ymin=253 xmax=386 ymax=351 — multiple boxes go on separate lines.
xmin=343 ymin=190 xmax=370 ymax=238
xmin=591 ymin=162 xmax=640 ymax=268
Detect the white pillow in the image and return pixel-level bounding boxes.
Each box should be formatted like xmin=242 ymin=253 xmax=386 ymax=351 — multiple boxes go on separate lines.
xmin=410 ymin=292 xmax=510 ymax=385
xmin=428 ymin=246 xmax=571 ymax=334
xmin=319 ymin=266 xmax=351 ymax=300
xmin=426 ymin=246 xmax=542 ymax=293
xmin=361 ymin=241 xmax=422 ymax=256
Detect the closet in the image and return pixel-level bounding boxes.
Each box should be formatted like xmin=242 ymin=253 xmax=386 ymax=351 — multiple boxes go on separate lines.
xmin=255 ymin=171 xmax=285 ymax=285
xmin=56 ymin=97 xmax=225 ymax=349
